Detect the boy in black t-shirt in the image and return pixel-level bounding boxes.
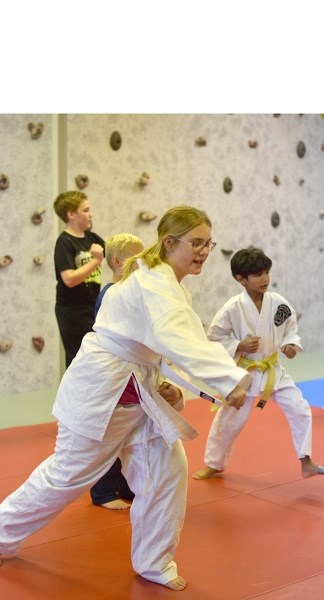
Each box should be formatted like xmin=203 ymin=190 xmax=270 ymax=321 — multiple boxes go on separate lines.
xmin=54 ymin=190 xmax=105 ymax=367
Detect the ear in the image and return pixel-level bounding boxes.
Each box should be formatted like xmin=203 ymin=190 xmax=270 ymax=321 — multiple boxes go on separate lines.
xmin=163 ymin=235 xmax=174 ymax=252
xmin=67 ymin=209 xmax=76 ymax=221
xmin=235 ymin=274 xmax=246 ymax=286
xmin=111 ymin=255 xmax=121 ymax=270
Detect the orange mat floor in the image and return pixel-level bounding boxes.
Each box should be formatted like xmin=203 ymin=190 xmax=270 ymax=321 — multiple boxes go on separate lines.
xmin=1 ymin=399 xmax=324 ymax=600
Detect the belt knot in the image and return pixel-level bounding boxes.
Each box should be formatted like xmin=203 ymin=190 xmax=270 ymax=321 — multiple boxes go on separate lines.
xmin=237 ymin=351 xmax=278 ymax=409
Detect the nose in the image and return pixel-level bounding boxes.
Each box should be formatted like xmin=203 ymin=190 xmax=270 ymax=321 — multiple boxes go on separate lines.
xmin=199 ymin=242 xmax=211 ymax=255
xmin=198 ymin=247 xmax=209 ymax=257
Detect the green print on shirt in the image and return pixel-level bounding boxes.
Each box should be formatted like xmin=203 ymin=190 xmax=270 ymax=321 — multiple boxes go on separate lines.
xmin=75 ymin=251 xmax=102 ymax=285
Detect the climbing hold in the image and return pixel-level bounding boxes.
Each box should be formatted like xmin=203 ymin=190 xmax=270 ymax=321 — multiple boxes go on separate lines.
xmin=32 ymin=336 xmax=45 ymax=353
xmin=0 ymin=339 xmax=12 ymax=353
xmin=271 ymin=212 xmax=280 ymax=228
xmin=223 ymin=177 xmax=233 ymax=193
xmin=138 ymin=172 xmax=150 ymax=186
xmin=33 ymin=256 xmax=45 ymax=266
xmin=31 ymin=207 xmax=46 ymax=225
xmin=138 ymin=211 xmax=157 ymax=222
xmin=296 ymin=141 xmax=306 ymax=158
xmin=195 ymin=136 xmax=207 ymax=146
xmin=0 ymin=174 xmax=9 ymax=190
xmin=0 ymin=255 xmax=13 ymax=267
xmin=28 ymin=122 xmax=44 ymax=139
xmin=75 ymin=174 xmax=89 ymax=190
xmin=110 ymin=131 xmax=122 ymax=151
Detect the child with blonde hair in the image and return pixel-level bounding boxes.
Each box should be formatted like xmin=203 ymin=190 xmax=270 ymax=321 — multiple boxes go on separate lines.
xmin=91 ymin=233 xmax=144 ymax=509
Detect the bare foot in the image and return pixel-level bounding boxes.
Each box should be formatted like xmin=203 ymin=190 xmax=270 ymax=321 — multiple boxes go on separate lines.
xmin=301 ymin=458 xmax=324 ymax=478
xmin=100 ymin=499 xmax=131 ymax=510
xmin=192 ymin=466 xmax=224 ymax=480
xmin=164 ymin=576 xmax=187 ymax=590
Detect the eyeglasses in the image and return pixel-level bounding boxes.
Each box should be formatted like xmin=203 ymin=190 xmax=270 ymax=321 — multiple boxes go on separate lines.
xmin=172 ymin=237 xmax=217 ymax=253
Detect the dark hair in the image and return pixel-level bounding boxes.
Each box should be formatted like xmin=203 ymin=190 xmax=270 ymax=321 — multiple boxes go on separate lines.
xmin=230 ymin=246 xmax=272 ymax=278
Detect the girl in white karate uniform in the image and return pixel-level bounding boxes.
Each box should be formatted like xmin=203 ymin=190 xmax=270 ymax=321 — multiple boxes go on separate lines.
xmin=194 ymin=246 xmax=324 ymax=482
xmin=0 ymin=206 xmax=251 ymax=591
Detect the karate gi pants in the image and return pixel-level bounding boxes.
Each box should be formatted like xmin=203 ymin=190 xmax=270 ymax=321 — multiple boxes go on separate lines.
xmin=0 ymin=404 xmax=188 ymax=585
xmin=204 ymin=372 xmax=312 ymax=470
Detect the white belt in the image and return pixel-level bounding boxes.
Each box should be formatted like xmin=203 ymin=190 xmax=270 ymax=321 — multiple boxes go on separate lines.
xmin=96 ymin=333 xmax=223 ymax=409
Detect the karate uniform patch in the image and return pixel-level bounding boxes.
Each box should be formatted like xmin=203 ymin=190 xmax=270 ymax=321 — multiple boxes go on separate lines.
xmin=274 ymin=304 xmax=291 ymax=326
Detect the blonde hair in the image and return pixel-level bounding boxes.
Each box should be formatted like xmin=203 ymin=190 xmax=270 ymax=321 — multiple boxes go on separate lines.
xmin=122 ymin=205 xmax=212 ymax=280
xmin=53 ymin=191 xmax=87 ymax=223
xmin=105 ymin=233 xmax=143 ymax=270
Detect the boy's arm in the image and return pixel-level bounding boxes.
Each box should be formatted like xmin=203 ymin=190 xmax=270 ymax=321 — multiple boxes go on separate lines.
xmin=61 ymin=244 xmax=104 ymax=288
xmin=237 ymin=336 xmax=260 ymax=354
xmin=281 ymin=344 xmax=298 ymax=359
xmin=280 ymin=304 xmax=303 ymax=353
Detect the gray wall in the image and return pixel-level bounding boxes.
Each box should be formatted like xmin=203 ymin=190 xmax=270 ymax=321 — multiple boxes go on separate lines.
xmin=1 ymin=113 xmax=323 ymax=426
xmin=0 ymin=115 xmax=59 ymax=395
xmin=66 ymin=114 xmax=324 ymax=342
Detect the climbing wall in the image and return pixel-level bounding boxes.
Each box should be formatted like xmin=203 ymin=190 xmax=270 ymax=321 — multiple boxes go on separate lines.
xmin=1 ymin=113 xmax=324 ymax=404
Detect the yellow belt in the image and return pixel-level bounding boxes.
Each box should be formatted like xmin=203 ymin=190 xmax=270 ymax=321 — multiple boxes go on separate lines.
xmin=237 ymin=351 xmax=278 ymax=409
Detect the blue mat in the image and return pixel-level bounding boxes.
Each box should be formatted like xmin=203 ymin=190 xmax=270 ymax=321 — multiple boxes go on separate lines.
xmin=296 ymin=378 xmax=324 ymax=408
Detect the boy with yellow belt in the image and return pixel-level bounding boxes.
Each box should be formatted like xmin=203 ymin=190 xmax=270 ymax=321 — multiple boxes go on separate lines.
xmin=194 ymin=246 xmax=324 ymax=480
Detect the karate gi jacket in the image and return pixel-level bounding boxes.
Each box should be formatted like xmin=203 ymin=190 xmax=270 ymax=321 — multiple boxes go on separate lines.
xmin=53 ymin=261 xmax=250 ymax=444
xmin=208 ymin=289 xmax=302 ymax=399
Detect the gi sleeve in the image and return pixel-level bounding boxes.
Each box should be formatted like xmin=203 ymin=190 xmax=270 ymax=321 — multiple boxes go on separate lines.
xmin=207 ymin=307 xmax=241 ymax=358
xmin=150 ymin=305 xmax=251 ymax=400
xmin=280 ymin=305 xmax=303 ymax=351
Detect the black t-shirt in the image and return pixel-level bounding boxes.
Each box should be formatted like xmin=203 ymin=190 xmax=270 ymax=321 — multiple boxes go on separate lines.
xmin=54 ymin=230 xmax=105 ymax=306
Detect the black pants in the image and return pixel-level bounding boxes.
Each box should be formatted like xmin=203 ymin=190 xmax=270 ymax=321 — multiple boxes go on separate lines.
xmin=55 ymin=304 xmax=95 ymax=368
xmin=90 ymin=458 xmax=135 ymax=504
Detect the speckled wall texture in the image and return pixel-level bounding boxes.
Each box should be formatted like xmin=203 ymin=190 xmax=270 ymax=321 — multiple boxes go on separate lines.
xmin=1 ymin=114 xmax=324 ymax=399
xmin=0 ymin=115 xmax=58 ymax=395
xmin=66 ymin=114 xmax=324 ymax=351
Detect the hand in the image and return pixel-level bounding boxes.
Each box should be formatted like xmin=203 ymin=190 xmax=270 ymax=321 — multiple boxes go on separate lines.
xmin=158 ymin=382 xmax=182 ymax=407
xmin=90 ymin=243 xmax=104 ymax=263
xmin=225 ymin=385 xmax=247 ymax=410
xmin=237 ymin=335 xmax=260 ymax=353
xmin=281 ymin=344 xmax=296 ymax=359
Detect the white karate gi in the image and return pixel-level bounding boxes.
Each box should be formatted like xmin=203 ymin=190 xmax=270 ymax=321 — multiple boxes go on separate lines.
xmin=204 ymin=289 xmax=312 ymax=471
xmin=0 ymin=261 xmax=250 ymax=585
